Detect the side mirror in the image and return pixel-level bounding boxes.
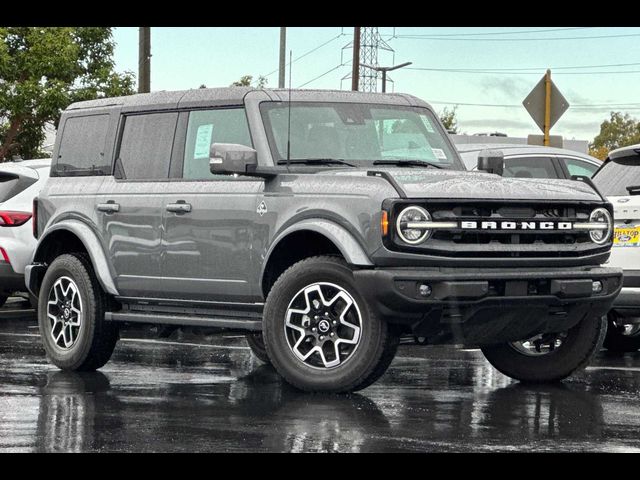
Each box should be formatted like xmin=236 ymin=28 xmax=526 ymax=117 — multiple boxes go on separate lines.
xmin=477 ymin=149 xmax=504 ymax=176
xmin=209 ymin=143 xmax=257 ymax=175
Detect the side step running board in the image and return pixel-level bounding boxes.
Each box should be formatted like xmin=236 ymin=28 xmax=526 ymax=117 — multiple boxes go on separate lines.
xmin=104 ymin=311 xmax=261 ymax=331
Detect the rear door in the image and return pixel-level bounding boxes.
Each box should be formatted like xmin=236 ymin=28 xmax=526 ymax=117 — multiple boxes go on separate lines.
xmin=96 ymin=111 xmax=178 ymax=297
xmin=161 ymin=107 xmax=264 ymax=302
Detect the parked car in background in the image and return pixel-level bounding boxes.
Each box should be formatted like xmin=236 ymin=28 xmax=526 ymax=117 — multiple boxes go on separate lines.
xmin=592 ymin=144 xmax=640 ymax=352
xmin=456 ymin=143 xmax=601 ymax=179
xmin=0 ymin=158 xmax=51 ymax=307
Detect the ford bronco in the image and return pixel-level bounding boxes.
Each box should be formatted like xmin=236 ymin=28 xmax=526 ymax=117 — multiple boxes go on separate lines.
xmin=26 ymin=88 xmax=622 ymax=392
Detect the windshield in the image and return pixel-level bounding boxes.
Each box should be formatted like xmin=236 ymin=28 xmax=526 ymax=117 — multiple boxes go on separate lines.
xmin=593 ymin=155 xmax=640 ymax=196
xmin=260 ymin=102 xmax=463 ymax=169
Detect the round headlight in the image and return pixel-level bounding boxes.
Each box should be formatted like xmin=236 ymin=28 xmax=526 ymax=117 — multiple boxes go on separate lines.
xmin=589 ymin=208 xmax=612 ymax=244
xmin=396 ymin=206 xmax=431 ymax=244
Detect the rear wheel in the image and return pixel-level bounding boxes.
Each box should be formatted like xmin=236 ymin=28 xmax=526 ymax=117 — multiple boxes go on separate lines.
xmin=246 ymin=332 xmax=271 ymax=364
xmin=481 ymin=315 xmax=607 ymax=383
xmin=38 ymin=253 xmax=119 ymax=371
xmin=604 ymin=312 xmax=640 ymax=352
xmin=263 ymin=256 xmax=395 ymax=393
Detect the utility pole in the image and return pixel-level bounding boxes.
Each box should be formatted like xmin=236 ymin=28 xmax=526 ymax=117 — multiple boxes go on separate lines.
xmin=351 ymin=27 xmax=361 ymax=91
xmin=278 ymin=27 xmax=287 ymax=88
xmin=360 ymin=62 xmax=412 ymax=93
xmin=543 ymin=69 xmax=551 ymax=146
xmin=138 ymin=27 xmax=151 ymax=94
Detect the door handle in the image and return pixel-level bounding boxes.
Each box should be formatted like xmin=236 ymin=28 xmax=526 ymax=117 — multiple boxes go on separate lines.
xmin=97 ymin=202 xmax=120 ymax=213
xmin=166 ymin=202 xmax=192 ymax=214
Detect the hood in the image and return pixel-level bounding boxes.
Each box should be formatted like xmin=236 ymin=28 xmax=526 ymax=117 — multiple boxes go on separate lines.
xmin=333 ymin=168 xmax=603 ymax=202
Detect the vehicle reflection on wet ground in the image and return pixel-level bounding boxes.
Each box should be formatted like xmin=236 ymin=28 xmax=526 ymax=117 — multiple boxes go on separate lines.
xmin=1 ymin=298 xmax=640 ymax=452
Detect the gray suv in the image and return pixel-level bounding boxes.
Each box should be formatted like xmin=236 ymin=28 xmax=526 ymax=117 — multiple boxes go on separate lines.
xmin=26 ymin=88 xmax=622 ymax=392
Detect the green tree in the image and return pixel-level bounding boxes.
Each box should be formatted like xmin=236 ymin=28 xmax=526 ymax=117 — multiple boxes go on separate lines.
xmin=0 ymin=27 xmax=135 ymax=160
xmin=591 ymin=111 xmax=640 ymax=153
xmin=439 ymin=106 xmax=459 ymax=134
xmin=231 ymin=75 xmax=268 ymax=88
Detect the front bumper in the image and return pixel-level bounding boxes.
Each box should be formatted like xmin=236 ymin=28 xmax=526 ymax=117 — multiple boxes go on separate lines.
xmin=354 ymin=266 xmax=622 ymax=346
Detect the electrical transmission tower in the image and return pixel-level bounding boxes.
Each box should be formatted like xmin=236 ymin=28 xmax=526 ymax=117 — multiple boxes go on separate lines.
xmin=342 ymin=27 xmax=395 ymax=92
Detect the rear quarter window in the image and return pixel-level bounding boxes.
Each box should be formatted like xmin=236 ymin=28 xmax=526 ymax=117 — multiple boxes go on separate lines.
xmin=0 ymin=172 xmax=36 ymax=203
xmin=54 ymin=114 xmax=111 ymax=176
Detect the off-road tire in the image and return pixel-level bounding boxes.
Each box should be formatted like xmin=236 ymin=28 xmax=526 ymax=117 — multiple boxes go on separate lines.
xmin=481 ymin=314 xmax=607 ymax=383
xmin=246 ymin=332 xmax=271 ymax=364
xmin=38 ymin=253 xmax=119 ymax=371
xmin=0 ymin=295 xmax=7 ymax=309
xmin=263 ymin=256 xmax=395 ymax=393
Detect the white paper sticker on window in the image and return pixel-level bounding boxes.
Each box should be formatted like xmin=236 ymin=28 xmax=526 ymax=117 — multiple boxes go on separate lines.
xmin=420 ymin=115 xmax=435 ymax=133
xmin=194 ymin=124 xmax=214 ymax=159
xmin=431 ymin=148 xmax=447 ymax=160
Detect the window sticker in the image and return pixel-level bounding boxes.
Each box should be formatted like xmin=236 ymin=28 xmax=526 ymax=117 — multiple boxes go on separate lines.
xmin=431 ymin=148 xmax=447 ymax=160
xmin=194 ymin=124 xmax=214 ymax=159
xmin=420 ymin=115 xmax=435 ymax=133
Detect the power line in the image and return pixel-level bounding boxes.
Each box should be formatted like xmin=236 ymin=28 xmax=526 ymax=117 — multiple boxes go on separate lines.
xmin=396 ymin=32 xmax=640 ymax=42
xmin=406 ymin=67 xmax=640 ymax=75
xmin=399 ymin=27 xmax=593 ymax=37
xmin=406 ymin=62 xmax=640 ymax=72
xmin=427 ymin=100 xmax=640 ymax=110
xmin=297 ymin=61 xmax=352 ymax=88
xmin=261 ymin=31 xmax=346 ymax=80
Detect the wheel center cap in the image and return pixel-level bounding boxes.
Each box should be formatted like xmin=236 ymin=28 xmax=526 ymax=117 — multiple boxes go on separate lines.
xmin=64 ymin=308 xmax=70 ymax=319
xmin=318 ymin=319 xmax=331 ymax=333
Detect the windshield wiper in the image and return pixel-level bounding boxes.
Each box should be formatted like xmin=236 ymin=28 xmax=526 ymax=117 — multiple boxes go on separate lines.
xmin=373 ymin=160 xmax=443 ymax=169
xmin=277 ymin=158 xmax=357 ymax=167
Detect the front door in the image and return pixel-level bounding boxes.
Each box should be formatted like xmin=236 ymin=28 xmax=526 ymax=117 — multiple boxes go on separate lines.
xmin=161 ymin=108 xmax=264 ymax=302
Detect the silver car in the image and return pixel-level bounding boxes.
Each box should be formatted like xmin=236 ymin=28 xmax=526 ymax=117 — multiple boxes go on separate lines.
xmin=456 ymin=143 xmax=601 ymax=179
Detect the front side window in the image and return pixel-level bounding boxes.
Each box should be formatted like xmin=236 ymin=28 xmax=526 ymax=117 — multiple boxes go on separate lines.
xmin=502 ymin=157 xmax=559 ymax=179
xmin=260 ymin=102 xmax=462 ymax=169
xmin=55 ymin=114 xmax=110 ymax=176
xmin=116 ymin=112 xmax=178 ymax=180
xmin=593 ymin=156 xmax=640 ymax=196
xmin=182 ymin=108 xmax=252 ymax=180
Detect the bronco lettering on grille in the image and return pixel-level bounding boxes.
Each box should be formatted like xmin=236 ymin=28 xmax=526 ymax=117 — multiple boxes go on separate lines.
xmin=460 ymin=221 xmax=573 ymax=230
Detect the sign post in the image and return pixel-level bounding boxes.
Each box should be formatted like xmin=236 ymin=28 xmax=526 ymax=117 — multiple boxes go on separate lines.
xmin=523 ymin=70 xmax=569 ymax=147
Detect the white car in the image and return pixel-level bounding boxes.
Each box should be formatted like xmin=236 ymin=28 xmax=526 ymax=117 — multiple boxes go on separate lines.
xmin=592 ymin=144 xmax=640 ymax=351
xmin=0 ymin=158 xmax=51 ymax=307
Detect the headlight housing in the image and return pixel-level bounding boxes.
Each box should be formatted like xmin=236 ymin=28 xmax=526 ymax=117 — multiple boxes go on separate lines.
xmin=588 ymin=208 xmax=612 ymax=244
xmin=396 ymin=206 xmax=432 ymax=244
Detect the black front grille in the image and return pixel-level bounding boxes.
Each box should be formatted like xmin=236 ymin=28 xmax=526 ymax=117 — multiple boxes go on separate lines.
xmin=387 ymin=200 xmax=610 ymax=259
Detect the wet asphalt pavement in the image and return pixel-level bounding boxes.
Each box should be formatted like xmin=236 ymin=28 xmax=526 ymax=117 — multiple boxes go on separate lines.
xmin=2 ymin=298 xmax=640 ymax=452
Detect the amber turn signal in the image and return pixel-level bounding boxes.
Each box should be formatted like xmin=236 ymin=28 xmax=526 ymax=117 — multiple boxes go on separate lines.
xmin=381 ymin=210 xmax=389 ymax=236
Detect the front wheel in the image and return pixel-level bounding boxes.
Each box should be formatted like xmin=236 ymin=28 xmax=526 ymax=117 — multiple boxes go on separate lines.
xmin=481 ymin=314 xmax=607 ymax=383
xmin=38 ymin=253 xmax=119 ymax=371
xmin=603 ymin=312 xmax=640 ymax=353
xmin=263 ymin=256 xmax=396 ymax=393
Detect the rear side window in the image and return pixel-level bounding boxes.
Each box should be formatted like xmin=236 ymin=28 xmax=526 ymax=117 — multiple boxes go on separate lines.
xmin=0 ymin=172 xmax=36 ymax=203
xmin=502 ymin=157 xmax=559 ymax=179
xmin=182 ymin=109 xmax=252 ymax=180
xmin=562 ymin=158 xmax=599 ymax=178
xmin=593 ymin=156 xmax=640 ymax=195
xmin=54 ymin=114 xmax=110 ymax=176
xmin=116 ymin=112 xmax=178 ymax=180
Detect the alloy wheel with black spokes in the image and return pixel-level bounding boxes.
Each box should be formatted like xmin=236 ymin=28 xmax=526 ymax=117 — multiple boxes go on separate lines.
xmin=510 ymin=332 xmax=568 ymax=357
xmin=263 ymin=256 xmax=395 ymax=393
xmin=284 ymin=282 xmax=362 ymax=370
xmin=38 ymin=253 xmax=119 ymax=371
xmin=47 ymin=276 xmax=83 ymax=350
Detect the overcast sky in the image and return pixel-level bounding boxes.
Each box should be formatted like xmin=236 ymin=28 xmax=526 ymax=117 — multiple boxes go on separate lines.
xmin=112 ymin=27 xmax=640 ymax=143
